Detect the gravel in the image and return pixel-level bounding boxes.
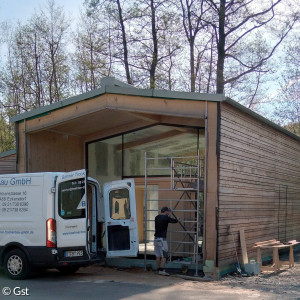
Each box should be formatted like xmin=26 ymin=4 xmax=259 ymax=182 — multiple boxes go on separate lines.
xmin=219 ymin=251 xmax=300 ymax=299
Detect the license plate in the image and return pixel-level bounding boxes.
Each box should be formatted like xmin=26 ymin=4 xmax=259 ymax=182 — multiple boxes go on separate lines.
xmin=64 ymin=250 xmax=83 ymax=257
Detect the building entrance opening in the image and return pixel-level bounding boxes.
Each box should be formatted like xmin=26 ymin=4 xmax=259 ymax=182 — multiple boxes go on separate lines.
xmin=87 ymin=125 xmax=205 ymax=271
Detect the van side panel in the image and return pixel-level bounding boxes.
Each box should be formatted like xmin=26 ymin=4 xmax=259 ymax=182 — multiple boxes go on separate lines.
xmin=0 ymin=171 xmax=105 ymax=273
xmin=0 ymin=174 xmax=46 ymax=247
xmin=42 ymin=174 xmax=56 ymax=226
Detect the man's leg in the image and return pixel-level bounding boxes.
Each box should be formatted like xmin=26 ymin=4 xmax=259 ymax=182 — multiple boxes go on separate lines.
xmin=156 ymin=257 xmax=161 ymax=271
xmin=160 ymin=257 xmax=166 ymax=269
xmin=154 ymin=238 xmax=162 ymax=271
xmin=158 ymin=241 xmax=170 ymax=275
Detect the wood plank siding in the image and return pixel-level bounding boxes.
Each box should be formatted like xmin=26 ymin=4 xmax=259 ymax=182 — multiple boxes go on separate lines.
xmin=0 ymin=151 xmax=17 ymax=174
xmin=218 ymin=102 xmax=300 ymax=267
xmin=27 ymin=131 xmax=84 ymax=173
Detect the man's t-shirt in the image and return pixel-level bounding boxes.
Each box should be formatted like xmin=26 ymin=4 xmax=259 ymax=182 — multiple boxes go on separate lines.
xmin=154 ymin=214 xmax=178 ymax=238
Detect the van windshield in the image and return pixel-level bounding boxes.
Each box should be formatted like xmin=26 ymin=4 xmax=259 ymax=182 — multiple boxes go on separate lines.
xmin=58 ymin=179 xmax=86 ymax=219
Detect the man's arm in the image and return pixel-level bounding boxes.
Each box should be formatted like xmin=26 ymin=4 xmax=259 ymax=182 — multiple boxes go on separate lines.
xmin=168 ymin=215 xmax=179 ymax=223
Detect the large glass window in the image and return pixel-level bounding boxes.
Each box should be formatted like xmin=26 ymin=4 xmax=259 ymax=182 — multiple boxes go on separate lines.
xmin=87 ymin=125 xmax=204 ymax=179
xmin=58 ymin=179 xmax=86 ymax=219
xmin=123 ymin=126 xmax=203 ymax=176
xmin=88 ymin=135 xmax=122 ymax=184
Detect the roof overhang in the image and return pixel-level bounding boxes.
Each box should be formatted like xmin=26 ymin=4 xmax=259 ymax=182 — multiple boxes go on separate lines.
xmin=10 ymin=77 xmax=225 ymax=124
xmin=9 ymin=76 xmax=300 ymax=142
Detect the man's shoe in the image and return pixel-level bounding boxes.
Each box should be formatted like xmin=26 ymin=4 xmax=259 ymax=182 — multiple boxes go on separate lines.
xmin=158 ymin=270 xmax=170 ymax=276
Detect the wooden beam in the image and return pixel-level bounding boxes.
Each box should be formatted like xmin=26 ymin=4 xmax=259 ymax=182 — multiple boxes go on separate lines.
xmin=122 ymin=111 xmax=162 ymax=123
xmin=118 ymin=129 xmax=187 ymax=151
xmin=204 ymin=102 xmax=218 ymax=265
xmin=83 ymin=119 xmax=153 ymax=143
xmin=239 ymin=228 xmax=249 ymax=265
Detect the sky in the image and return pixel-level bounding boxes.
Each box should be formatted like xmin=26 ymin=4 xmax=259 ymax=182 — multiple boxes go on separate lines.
xmin=0 ymin=0 xmax=83 ymax=24
xmin=0 ymin=0 xmax=297 ymax=124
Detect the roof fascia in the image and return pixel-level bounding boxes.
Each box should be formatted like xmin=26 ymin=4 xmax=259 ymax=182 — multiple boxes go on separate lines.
xmin=10 ymin=83 xmax=224 ymax=123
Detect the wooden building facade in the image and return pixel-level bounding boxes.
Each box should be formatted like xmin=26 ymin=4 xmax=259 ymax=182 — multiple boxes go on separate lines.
xmin=9 ymin=77 xmax=300 ymax=277
xmin=218 ymin=101 xmax=300 ymax=272
xmin=0 ymin=149 xmax=17 ymax=175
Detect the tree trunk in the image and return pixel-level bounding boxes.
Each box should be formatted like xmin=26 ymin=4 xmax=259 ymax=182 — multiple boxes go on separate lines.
xmin=150 ymin=0 xmax=158 ymax=89
xmin=116 ymin=0 xmax=132 ymax=85
xmin=190 ymin=38 xmax=195 ymax=92
xmin=216 ymin=0 xmax=226 ymax=94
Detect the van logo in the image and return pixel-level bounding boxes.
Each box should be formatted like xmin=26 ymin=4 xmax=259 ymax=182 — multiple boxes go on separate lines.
xmin=10 ymin=177 xmax=32 ymax=185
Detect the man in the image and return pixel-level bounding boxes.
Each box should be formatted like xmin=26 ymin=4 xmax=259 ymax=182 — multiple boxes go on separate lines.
xmin=154 ymin=207 xmax=178 ymax=276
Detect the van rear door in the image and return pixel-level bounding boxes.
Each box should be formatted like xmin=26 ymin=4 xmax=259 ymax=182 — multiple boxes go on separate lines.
xmin=55 ymin=170 xmax=88 ymax=259
xmin=103 ymin=179 xmax=138 ymax=257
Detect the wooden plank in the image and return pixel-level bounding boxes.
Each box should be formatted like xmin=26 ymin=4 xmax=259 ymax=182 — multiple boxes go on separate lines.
xmin=239 ymin=228 xmax=248 ymax=265
xmin=254 ymin=240 xmax=280 ymax=246
xmin=17 ymin=122 xmax=25 ymax=172
xmin=204 ymin=102 xmax=218 ymax=264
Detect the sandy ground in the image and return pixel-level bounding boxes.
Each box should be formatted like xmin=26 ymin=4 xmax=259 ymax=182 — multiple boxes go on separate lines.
xmin=75 ymin=250 xmax=300 ymax=300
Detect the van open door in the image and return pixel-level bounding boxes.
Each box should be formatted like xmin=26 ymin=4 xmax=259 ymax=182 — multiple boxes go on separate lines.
xmin=55 ymin=170 xmax=88 ymax=259
xmin=103 ymin=179 xmax=139 ymax=257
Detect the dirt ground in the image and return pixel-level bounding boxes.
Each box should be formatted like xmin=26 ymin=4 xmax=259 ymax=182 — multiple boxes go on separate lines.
xmin=78 ymin=250 xmax=300 ymax=300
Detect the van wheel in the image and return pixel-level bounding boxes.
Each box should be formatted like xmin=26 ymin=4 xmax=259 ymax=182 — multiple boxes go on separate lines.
xmin=57 ymin=266 xmax=80 ymax=274
xmin=4 ymin=249 xmax=31 ymax=280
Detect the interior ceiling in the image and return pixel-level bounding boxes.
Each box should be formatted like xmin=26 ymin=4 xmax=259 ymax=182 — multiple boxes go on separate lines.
xmin=43 ymin=109 xmax=152 ymax=137
xmin=32 ymin=108 xmax=205 ymax=144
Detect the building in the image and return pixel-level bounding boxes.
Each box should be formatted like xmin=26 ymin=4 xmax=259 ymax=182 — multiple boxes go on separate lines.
xmin=4 ymin=77 xmax=300 ymax=277
xmin=0 ymin=149 xmax=17 ymax=175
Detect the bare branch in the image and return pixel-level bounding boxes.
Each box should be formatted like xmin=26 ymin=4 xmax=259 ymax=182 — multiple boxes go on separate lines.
xmin=225 ymin=20 xmax=295 ymax=85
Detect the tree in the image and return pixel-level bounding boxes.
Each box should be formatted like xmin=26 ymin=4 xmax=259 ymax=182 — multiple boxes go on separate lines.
xmin=206 ymin=0 xmax=299 ymax=94
xmin=0 ymin=109 xmax=15 ymax=152
xmin=272 ymin=31 xmax=300 ymax=135
xmin=130 ymin=0 xmax=180 ymax=89
xmin=84 ymin=0 xmax=134 ymax=85
xmin=38 ymin=0 xmax=71 ymax=103
xmin=179 ymin=0 xmax=212 ymax=92
xmin=73 ymin=10 xmax=110 ymax=93
xmin=116 ymin=0 xmax=132 ymax=84
xmin=0 ymin=0 xmax=70 ymax=116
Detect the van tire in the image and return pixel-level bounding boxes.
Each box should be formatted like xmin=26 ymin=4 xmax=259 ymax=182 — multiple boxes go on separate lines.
xmin=3 ymin=249 xmax=31 ymax=280
xmin=57 ymin=266 xmax=80 ymax=274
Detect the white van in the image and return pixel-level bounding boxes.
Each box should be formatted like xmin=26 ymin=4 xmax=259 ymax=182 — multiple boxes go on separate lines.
xmin=0 ymin=170 xmax=139 ymax=279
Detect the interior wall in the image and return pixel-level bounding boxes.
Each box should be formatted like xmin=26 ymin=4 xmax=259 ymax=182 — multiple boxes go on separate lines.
xmin=27 ymin=131 xmax=84 ymax=172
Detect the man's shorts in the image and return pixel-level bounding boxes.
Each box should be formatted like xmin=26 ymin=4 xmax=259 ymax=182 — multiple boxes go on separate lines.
xmin=154 ymin=237 xmax=168 ymax=258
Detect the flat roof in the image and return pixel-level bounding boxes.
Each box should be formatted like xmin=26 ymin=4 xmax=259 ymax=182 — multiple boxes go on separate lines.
xmin=9 ymin=76 xmax=300 ymax=142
